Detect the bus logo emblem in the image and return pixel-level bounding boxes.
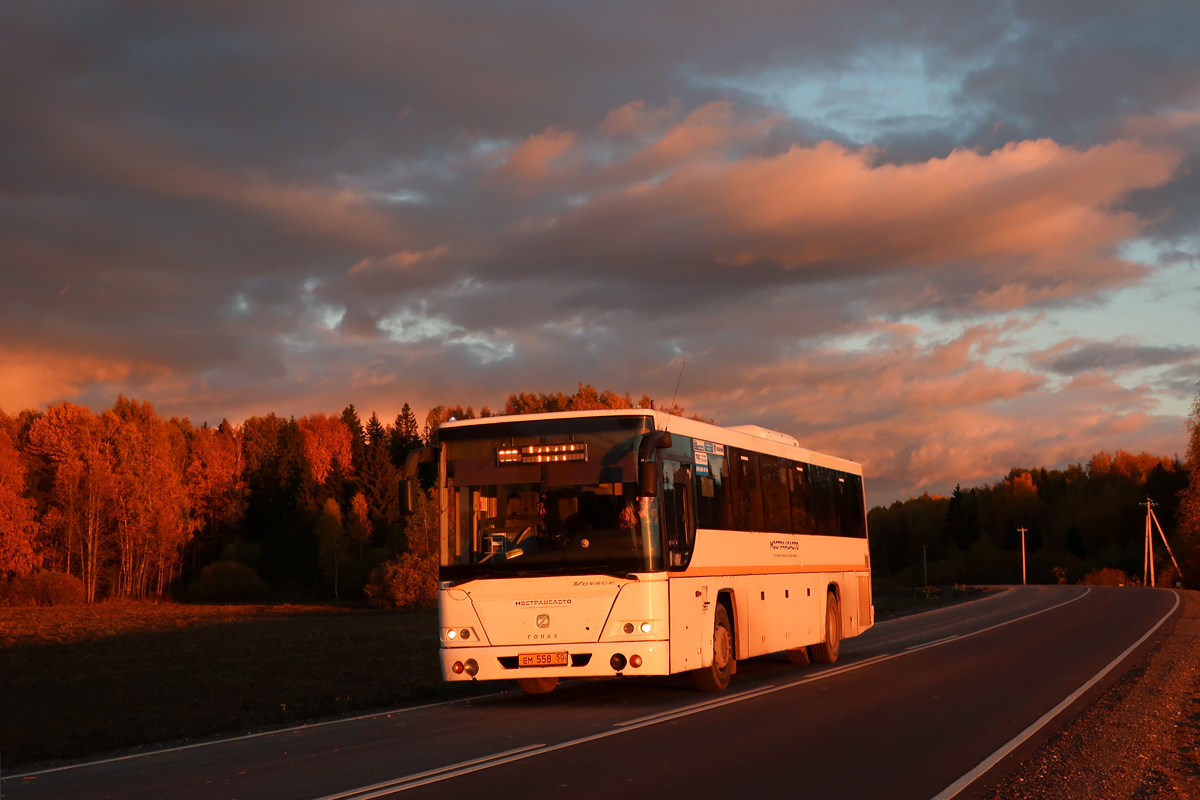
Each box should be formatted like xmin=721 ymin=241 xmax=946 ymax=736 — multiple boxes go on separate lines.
xmin=536 ymin=614 xmax=550 ymax=628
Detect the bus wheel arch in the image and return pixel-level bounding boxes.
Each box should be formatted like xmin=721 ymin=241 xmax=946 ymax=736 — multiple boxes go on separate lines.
xmin=716 ymin=589 xmax=738 ymax=663
xmin=693 ymin=602 xmax=735 ymax=691
xmin=807 ymin=587 xmax=842 ymax=664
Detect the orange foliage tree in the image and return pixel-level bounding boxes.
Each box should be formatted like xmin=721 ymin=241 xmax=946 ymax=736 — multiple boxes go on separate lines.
xmin=298 ymin=413 xmax=354 ymax=484
xmin=28 ymin=403 xmax=115 ymax=603
xmin=106 ymin=398 xmax=191 ymax=598
xmin=0 ymin=430 xmax=40 ymax=579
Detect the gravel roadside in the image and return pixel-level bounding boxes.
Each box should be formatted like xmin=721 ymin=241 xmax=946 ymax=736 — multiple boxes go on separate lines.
xmin=975 ymin=588 xmax=1200 ymax=799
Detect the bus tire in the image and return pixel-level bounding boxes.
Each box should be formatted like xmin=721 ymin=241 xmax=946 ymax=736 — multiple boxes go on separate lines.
xmin=787 ymin=647 xmax=810 ymax=665
xmin=693 ymin=604 xmax=735 ymax=692
xmin=807 ymin=591 xmax=841 ymax=664
xmin=518 ymin=677 xmax=558 ymax=694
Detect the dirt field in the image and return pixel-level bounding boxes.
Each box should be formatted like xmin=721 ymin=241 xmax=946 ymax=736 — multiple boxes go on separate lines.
xmin=0 ymin=603 xmax=507 ymax=770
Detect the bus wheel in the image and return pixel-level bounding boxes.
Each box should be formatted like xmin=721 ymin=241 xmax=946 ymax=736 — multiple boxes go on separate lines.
xmin=518 ymin=677 xmax=558 ymax=694
xmin=807 ymin=591 xmax=841 ymax=664
xmin=693 ymin=604 xmax=735 ymax=691
xmin=787 ymin=647 xmax=810 ymax=665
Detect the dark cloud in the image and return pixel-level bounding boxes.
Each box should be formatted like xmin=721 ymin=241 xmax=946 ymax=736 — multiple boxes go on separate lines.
xmin=1032 ymin=340 xmax=1200 ymax=376
xmin=2 ymin=0 xmax=1198 ymax=501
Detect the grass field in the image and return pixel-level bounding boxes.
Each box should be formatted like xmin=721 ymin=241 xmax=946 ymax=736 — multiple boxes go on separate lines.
xmin=0 ymin=587 xmax=995 ymax=771
xmin=872 ymin=585 xmax=998 ymax=620
xmin=0 ymin=603 xmax=508 ymax=770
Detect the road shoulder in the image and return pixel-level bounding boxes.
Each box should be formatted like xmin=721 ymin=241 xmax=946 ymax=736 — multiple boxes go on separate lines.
xmin=974 ymin=589 xmax=1200 ymax=799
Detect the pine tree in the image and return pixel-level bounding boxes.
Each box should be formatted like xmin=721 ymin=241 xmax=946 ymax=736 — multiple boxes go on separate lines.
xmin=340 ymin=405 xmax=366 ymax=473
xmin=364 ymin=412 xmax=386 ymax=449
xmin=389 ymin=403 xmax=421 ymax=469
xmin=360 ymin=428 xmax=399 ymax=530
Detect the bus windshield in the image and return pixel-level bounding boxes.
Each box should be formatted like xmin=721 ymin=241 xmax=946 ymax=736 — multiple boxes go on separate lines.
xmin=439 ymin=416 xmax=663 ymax=580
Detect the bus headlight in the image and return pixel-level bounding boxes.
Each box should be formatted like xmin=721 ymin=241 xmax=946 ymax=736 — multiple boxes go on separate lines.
xmin=446 ymin=629 xmax=457 ymax=640
xmin=640 ymin=622 xmax=652 ymax=633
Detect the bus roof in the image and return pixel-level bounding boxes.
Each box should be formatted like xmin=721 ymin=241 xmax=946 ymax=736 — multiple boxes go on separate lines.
xmin=438 ymin=408 xmax=863 ymax=476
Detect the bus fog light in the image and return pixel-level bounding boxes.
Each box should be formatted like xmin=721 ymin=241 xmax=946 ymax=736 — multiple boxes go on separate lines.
xmin=640 ymin=622 xmax=652 ymax=633
xmin=629 ymin=654 xmax=643 ymax=668
xmin=446 ymin=629 xmax=456 ymax=640
xmin=464 ymin=659 xmax=479 ymax=676
xmin=451 ymin=661 xmax=464 ymax=674
xmin=610 ymin=653 xmax=627 ymax=671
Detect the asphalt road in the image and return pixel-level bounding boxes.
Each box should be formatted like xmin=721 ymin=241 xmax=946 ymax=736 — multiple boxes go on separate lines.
xmin=2 ymin=586 xmax=1179 ymax=800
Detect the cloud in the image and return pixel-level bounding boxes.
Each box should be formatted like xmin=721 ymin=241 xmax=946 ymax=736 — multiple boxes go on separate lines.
xmin=1030 ymin=338 xmax=1200 ymax=376
xmin=2 ymin=1 xmax=1199 ymax=503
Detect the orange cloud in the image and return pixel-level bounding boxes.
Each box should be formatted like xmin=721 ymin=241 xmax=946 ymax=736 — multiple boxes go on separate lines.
xmin=495 ymin=126 xmax=579 ymax=180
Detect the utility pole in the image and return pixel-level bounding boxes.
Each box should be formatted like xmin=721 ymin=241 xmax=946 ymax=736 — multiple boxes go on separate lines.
xmin=922 ymin=545 xmax=928 ymax=588
xmin=1141 ymin=498 xmax=1184 ymax=587
xmin=1017 ymin=527 xmax=1028 ymax=586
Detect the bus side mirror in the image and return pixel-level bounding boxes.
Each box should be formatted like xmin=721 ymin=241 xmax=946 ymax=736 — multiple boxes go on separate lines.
xmin=636 ymin=431 xmax=672 ymax=497
xmin=399 ymin=478 xmax=417 ymax=515
xmin=639 ymin=461 xmax=660 ymax=497
xmin=399 ymin=446 xmax=439 ymax=515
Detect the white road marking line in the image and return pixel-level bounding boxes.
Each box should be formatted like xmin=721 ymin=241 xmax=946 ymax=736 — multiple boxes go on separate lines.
xmin=310 ymin=744 xmax=547 ymax=800
xmin=305 ymin=586 xmax=1096 ymax=798
xmin=2 ymin=690 xmax=515 ymax=780
xmin=907 ymin=634 xmax=960 ymax=650
xmin=613 ymin=684 xmax=779 ymax=726
xmin=1 ymin=586 xmax=1096 ymax=794
xmin=903 ymin=587 xmax=1090 ymax=653
xmin=929 ymin=589 xmax=1182 ymax=800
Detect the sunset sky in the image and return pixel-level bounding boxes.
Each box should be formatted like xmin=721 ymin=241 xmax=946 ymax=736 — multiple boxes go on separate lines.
xmin=2 ymin=1 xmax=1198 ymax=503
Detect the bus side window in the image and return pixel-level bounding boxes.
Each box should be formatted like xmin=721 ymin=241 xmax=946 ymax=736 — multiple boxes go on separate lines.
xmin=808 ymin=464 xmax=838 ymax=536
xmin=788 ymin=463 xmax=815 ymax=535
xmin=694 ymin=454 xmax=729 ymax=530
xmin=729 ymin=449 xmax=764 ymax=531
xmin=837 ymin=472 xmax=867 ymax=538
xmin=760 ymin=455 xmax=791 ymax=534
xmin=661 ymin=460 xmax=696 ymax=568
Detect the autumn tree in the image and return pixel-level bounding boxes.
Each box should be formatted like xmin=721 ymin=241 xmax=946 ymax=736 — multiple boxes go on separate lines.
xmin=298 ymin=413 xmax=354 ymax=484
xmin=105 ymin=398 xmax=191 ymax=598
xmin=28 ymin=403 xmax=115 ymax=603
xmin=0 ymin=430 xmax=39 ymax=579
xmin=316 ymin=497 xmax=347 ymax=597
xmin=185 ymin=421 xmax=246 ymax=571
xmin=347 ymin=492 xmax=372 ymax=560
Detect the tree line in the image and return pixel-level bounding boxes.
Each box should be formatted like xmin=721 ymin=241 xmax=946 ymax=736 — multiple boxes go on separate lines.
xmin=868 ymin=450 xmax=1197 ymax=587
xmin=2 ymin=381 xmax=1197 ymax=601
xmin=0 ymin=383 xmax=671 ymax=604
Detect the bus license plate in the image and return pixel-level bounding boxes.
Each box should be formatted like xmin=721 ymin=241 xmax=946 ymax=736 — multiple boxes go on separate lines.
xmin=519 ymin=651 xmax=568 ymax=667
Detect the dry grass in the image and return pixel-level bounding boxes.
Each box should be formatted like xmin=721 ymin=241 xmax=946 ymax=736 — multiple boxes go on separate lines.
xmin=872 ymin=585 xmax=998 ymax=621
xmin=0 ymin=603 xmax=508 ymax=770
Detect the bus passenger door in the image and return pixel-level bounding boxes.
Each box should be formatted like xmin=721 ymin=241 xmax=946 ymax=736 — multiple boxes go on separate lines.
xmin=660 ymin=460 xmax=695 ymax=569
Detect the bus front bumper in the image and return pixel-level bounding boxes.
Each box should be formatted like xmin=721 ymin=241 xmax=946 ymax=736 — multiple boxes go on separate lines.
xmin=440 ymin=640 xmax=670 ymax=682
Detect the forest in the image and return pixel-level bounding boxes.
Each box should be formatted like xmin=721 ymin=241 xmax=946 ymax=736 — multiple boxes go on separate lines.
xmin=1 ymin=382 xmax=1198 ymax=603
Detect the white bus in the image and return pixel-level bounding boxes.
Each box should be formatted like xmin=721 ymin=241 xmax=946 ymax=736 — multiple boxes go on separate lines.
xmin=409 ymin=409 xmax=872 ymax=694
